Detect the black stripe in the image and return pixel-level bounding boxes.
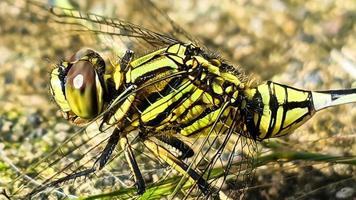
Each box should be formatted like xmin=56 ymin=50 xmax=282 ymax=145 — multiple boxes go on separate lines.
xmin=180 ymin=106 xmax=217 ymax=129
xmin=284 ymin=100 xmax=312 ymax=110
xmin=265 ymin=82 xmax=278 ymax=138
xmin=279 ymin=86 xmax=288 ymax=135
xmin=279 ymin=87 xmax=312 ymax=135
xmin=317 ymin=88 xmax=356 ymax=101
xmin=219 ymin=62 xmax=243 ymax=76
xmin=244 ymin=89 xmax=263 ymax=141
xmin=179 ymin=106 xmax=220 ymax=136
xmin=136 ymin=77 xmax=183 ymax=112
xmin=280 ymin=92 xmax=313 ymax=130
xmin=254 ymin=88 xmax=263 ymax=139
xmin=145 ymin=92 xmax=192 ymax=126
xmin=176 ymin=100 xmax=204 ymax=123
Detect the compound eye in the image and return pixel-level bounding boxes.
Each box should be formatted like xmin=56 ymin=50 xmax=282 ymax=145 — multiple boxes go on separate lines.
xmin=65 ymin=60 xmax=104 ymax=119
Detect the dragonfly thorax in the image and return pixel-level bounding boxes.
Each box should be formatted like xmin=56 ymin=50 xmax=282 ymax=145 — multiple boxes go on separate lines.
xmin=100 ymin=43 xmax=251 ymax=136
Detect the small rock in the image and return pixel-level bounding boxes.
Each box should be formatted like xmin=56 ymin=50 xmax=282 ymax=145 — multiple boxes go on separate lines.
xmin=26 ymin=112 xmax=42 ymax=127
xmin=54 ymin=122 xmax=71 ymax=132
xmin=336 ymin=187 xmax=354 ymax=199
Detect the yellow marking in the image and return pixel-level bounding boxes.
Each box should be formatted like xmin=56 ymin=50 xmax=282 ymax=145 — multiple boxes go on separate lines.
xmin=91 ymin=57 xmax=98 ymax=65
xmin=166 ymin=44 xmax=187 ymax=56
xmin=212 ymin=77 xmax=224 ymax=95
xmin=200 ymin=72 xmax=207 ymax=80
xmin=130 ymin=114 xmax=140 ymax=127
xmin=256 ymin=84 xmax=271 ymax=139
xmin=130 ymin=48 xmax=166 ymax=68
xmin=171 ymin=88 xmax=204 ymax=121
xmin=258 ymin=115 xmax=271 ymax=139
xmin=253 ymin=113 xmax=259 ymax=127
xmin=214 ymin=98 xmax=221 ymax=105
xmin=212 ymin=83 xmax=223 ymax=95
xmin=179 ymin=105 xmax=205 ymax=124
xmin=232 ymin=91 xmax=239 ymax=100
xmin=283 ymin=108 xmax=309 ymax=128
xmin=244 ymin=88 xmax=257 ymax=100
xmin=186 ymin=57 xmax=199 ymax=69
xmin=109 ymin=94 xmax=135 ymax=124
xmin=278 ymin=114 xmax=312 ymax=136
xmin=193 ymin=56 xmax=221 ymax=75
xmin=225 ymin=85 xmax=233 ymax=94
xmin=125 ymin=66 xmax=132 ymax=83
xmin=81 ymin=56 xmax=88 ymax=60
xmin=62 ymin=62 xmax=69 ymax=68
xmin=274 ymin=84 xmax=286 ymax=104
xmin=202 ymin=92 xmax=214 ymax=104
xmin=113 ymin=64 xmax=123 ymax=90
xmin=129 ymin=56 xmax=179 ymax=83
xmin=210 ymin=58 xmax=221 ymax=67
xmin=50 ymin=68 xmax=70 ymax=112
xmin=181 ymin=108 xmax=221 ymax=136
xmin=141 ymin=81 xmax=193 ymax=123
xmin=287 ymin=88 xmax=309 ymax=102
xmin=221 ymin=72 xmax=242 ymax=86
xmin=167 ymin=55 xmax=184 ymax=65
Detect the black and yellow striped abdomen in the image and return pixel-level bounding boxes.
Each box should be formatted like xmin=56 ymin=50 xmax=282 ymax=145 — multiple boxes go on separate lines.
xmin=242 ymin=81 xmax=315 ymax=140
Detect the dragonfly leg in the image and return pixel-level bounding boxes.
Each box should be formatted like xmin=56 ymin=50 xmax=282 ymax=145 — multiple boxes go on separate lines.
xmin=155 ymin=135 xmax=194 ymax=160
xmin=144 ymin=137 xmax=214 ymax=198
xmin=120 ymin=135 xmax=146 ymax=194
xmin=95 ymin=128 xmax=120 ymax=169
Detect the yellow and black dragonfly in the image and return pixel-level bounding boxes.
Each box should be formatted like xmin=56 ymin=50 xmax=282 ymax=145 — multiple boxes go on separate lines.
xmin=1 ymin=0 xmax=355 ymax=199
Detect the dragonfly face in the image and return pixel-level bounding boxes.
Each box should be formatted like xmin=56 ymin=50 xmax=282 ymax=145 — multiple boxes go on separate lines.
xmin=50 ymin=48 xmax=106 ymax=122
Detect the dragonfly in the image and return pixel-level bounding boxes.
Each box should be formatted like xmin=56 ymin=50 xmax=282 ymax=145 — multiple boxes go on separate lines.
xmin=2 ymin=0 xmax=355 ymax=199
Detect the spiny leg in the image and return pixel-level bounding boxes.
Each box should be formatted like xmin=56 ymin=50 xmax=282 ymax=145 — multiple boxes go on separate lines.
xmin=144 ymin=137 xmax=213 ymax=198
xmin=155 ymin=135 xmax=194 ymax=160
xmin=119 ymin=135 xmax=146 ymax=194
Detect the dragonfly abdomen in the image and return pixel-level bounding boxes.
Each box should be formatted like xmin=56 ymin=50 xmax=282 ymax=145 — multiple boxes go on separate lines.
xmin=241 ymin=81 xmax=356 ymax=140
xmin=242 ymin=81 xmax=315 ymax=140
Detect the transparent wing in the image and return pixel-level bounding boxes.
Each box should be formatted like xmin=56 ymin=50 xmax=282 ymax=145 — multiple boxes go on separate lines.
xmin=175 ymin=106 xmax=257 ymax=199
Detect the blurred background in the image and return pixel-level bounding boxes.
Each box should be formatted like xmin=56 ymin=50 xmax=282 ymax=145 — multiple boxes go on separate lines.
xmin=0 ymin=0 xmax=355 ymax=199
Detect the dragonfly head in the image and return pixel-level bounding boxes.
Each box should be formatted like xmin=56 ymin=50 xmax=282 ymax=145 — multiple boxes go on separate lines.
xmin=50 ymin=48 xmax=106 ymax=122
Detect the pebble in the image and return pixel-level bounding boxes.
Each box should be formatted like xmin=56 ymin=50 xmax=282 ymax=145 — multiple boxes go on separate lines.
xmin=336 ymin=187 xmax=354 ymax=199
